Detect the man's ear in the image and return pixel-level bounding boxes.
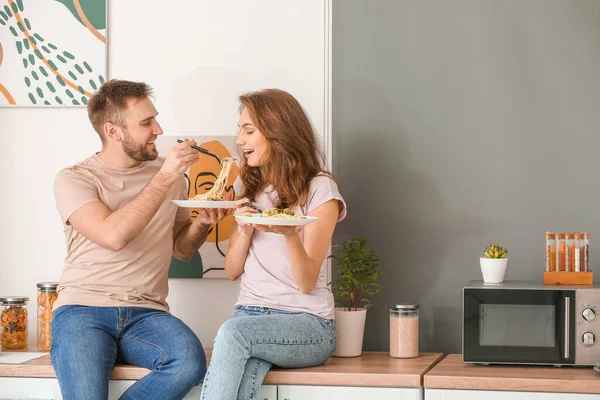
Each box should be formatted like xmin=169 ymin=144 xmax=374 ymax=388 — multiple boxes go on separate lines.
xmin=103 ymin=122 xmax=122 ymax=142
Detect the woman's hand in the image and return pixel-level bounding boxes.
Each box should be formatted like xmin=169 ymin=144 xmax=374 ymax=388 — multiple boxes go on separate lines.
xmin=234 ymin=198 xmax=257 ymax=235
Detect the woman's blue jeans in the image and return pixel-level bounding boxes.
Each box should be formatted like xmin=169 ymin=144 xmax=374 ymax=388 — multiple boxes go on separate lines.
xmin=200 ymin=305 xmax=336 ymax=400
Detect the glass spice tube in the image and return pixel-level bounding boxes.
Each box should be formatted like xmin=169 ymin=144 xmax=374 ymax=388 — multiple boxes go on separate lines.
xmin=568 ymin=233 xmax=575 ymax=272
xmin=556 ymin=233 xmax=561 ymax=271
xmin=557 ymin=233 xmax=566 ymax=271
xmin=546 ymin=232 xmax=556 ymax=272
xmin=584 ymin=232 xmax=590 ymax=272
xmin=580 ymin=233 xmax=586 ymax=272
xmin=574 ymin=233 xmax=582 ymax=272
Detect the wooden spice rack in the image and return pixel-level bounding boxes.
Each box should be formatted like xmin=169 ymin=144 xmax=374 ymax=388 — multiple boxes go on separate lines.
xmin=543 ymin=271 xmax=593 ymax=285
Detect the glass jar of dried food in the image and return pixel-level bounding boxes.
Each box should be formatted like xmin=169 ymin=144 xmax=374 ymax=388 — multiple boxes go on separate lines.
xmin=0 ymin=297 xmax=29 ymax=350
xmin=37 ymin=282 xmax=58 ymax=351
xmin=389 ymin=304 xmax=419 ymax=358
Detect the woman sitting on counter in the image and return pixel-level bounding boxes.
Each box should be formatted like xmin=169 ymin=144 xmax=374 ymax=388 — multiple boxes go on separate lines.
xmin=200 ymin=88 xmax=347 ymax=400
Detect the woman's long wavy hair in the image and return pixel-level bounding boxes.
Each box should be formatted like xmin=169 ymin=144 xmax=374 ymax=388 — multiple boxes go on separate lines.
xmin=238 ymin=89 xmax=332 ymax=209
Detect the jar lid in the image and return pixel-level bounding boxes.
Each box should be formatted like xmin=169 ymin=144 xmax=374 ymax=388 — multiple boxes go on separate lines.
xmin=0 ymin=296 xmax=29 ymax=305
xmin=390 ymin=304 xmax=419 ymax=310
xmin=37 ymin=282 xmax=59 ymax=290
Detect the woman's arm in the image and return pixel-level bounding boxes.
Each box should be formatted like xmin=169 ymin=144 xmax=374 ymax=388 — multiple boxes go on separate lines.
xmin=286 ymin=199 xmax=339 ymax=293
xmin=254 ymin=199 xmax=340 ymax=293
xmin=223 ymin=199 xmax=256 ymax=280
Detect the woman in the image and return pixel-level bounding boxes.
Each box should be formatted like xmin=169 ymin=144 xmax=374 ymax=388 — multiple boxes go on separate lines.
xmin=200 ymin=89 xmax=346 ymax=400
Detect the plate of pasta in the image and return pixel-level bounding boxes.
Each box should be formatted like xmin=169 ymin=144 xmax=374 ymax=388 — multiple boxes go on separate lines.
xmin=172 ymin=157 xmax=237 ymax=208
xmin=172 ymin=199 xmax=237 ymax=208
xmin=235 ymin=208 xmax=318 ymax=226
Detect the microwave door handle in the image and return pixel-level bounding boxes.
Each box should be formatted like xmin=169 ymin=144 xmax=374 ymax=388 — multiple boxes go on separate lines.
xmin=564 ymin=296 xmax=570 ymax=359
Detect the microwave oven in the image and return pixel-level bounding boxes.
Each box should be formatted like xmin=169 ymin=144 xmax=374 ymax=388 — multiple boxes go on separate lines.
xmin=463 ymin=280 xmax=600 ymax=366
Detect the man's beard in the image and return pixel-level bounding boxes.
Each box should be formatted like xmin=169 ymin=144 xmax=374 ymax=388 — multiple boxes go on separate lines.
xmin=121 ymin=129 xmax=158 ymax=162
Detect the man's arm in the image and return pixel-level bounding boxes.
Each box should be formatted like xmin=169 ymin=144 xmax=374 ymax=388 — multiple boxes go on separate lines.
xmin=172 ymin=208 xmax=232 ymax=261
xmin=66 ymin=141 xmax=199 ymax=251
xmin=69 ymin=172 xmax=178 ymax=251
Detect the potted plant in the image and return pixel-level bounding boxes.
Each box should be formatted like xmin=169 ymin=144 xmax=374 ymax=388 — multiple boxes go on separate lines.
xmin=329 ymin=236 xmax=382 ymax=357
xmin=480 ymin=243 xmax=508 ymax=283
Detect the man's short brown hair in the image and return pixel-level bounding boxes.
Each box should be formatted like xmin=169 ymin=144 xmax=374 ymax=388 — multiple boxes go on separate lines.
xmin=87 ymin=79 xmax=153 ymax=143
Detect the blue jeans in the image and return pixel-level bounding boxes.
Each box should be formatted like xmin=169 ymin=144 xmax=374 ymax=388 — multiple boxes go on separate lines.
xmin=200 ymin=305 xmax=336 ymax=400
xmin=50 ymin=305 xmax=206 ymax=400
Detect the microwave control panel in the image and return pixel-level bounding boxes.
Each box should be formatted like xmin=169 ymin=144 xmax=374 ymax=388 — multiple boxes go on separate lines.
xmin=575 ymin=289 xmax=600 ymax=365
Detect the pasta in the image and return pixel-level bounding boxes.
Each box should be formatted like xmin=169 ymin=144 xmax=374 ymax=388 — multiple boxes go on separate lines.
xmin=190 ymin=157 xmax=235 ymax=201
xmin=261 ymin=208 xmax=307 ymax=219
xmin=1 ymin=306 xmax=28 ymax=349
xmin=37 ymin=291 xmax=58 ymax=351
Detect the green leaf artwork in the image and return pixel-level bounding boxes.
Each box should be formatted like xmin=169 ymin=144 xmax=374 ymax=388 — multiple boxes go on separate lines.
xmin=169 ymin=253 xmax=204 ymax=279
xmin=0 ymin=0 xmax=106 ymax=106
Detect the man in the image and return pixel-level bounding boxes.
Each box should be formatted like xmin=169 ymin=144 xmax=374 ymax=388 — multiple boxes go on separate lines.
xmin=51 ymin=79 xmax=230 ymax=400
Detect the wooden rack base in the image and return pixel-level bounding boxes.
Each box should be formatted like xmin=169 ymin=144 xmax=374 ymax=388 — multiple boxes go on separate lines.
xmin=543 ymin=271 xmax=593 ymax=285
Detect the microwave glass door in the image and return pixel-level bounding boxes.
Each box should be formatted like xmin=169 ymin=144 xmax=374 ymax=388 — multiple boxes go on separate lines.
xmin=463 ymin=288 xmax=575 ymax=364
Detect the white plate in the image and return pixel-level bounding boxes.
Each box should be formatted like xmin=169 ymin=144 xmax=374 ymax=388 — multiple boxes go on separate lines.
xmin=172 ymin=200 xmax=237 ymax=208
xmin=594 ymin=365 xmax=600 ymax=373
xmin=235 ymin=214 xmax=318 ymax=226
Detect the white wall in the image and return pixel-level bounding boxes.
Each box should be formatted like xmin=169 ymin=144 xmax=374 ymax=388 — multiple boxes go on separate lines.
xmin=0 ymin=0 xmax=331 ymax=348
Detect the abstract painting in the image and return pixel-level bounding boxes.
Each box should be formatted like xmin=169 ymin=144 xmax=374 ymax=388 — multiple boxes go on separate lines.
xmin=157 ymin=136 xmax=241 ymax=279
xmin=0 ymin=0 xmax=106 ymax=106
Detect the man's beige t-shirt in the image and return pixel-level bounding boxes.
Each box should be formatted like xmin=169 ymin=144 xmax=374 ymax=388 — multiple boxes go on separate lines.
xmin=53 ymin=154 xmax=190 ymax=312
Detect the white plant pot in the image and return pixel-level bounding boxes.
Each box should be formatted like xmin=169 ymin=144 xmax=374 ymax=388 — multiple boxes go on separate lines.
xmin=480 ymin=257 xmax=508 ymax=283
xmin=333 ymin=308 xmax=367 ymax=357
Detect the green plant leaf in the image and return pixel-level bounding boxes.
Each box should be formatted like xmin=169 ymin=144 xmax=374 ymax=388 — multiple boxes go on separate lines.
xmin=330 ymin=236 xmax=382 ymax=311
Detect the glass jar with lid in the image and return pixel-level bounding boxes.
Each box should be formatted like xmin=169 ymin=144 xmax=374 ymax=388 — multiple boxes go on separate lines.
xmin=37 ymin=282 xmax=59 ymax=351
xmin=0 ymin=296 xmax=29 ymax=350
xmin=389 ymin=303 xmax=419 ymax=358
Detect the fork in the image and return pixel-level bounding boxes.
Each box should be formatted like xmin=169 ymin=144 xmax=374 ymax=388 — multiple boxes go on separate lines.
xmin=243 ymin=203 xmax=263 ymax=213
xmin=177 ymin=139 xmax=237 ymax=164
xmin=177 ymin=139 xmax=213 ymax=156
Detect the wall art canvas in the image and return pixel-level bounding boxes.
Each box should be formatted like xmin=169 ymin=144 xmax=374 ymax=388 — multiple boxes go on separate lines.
xmin=157 ymin=136 xmax=241 ymax=279
xmin=0 ymin=0 xmax=106 ymax=106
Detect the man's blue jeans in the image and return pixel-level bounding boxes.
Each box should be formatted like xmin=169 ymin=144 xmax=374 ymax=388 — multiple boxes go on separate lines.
xmin=50 ymin=305 xmax=206 ymax=400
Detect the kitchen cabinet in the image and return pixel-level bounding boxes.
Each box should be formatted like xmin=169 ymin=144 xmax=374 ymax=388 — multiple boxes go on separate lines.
xmin=278 ymin=385 xmax=422 ymax=400
xmin=424 ymin=354 xmax=600 ymax=399
xmin=258 ymin=385 xmax=277 ymax=400
xmin=0 ymin=377 xmax=61 ymax=399
xmin=425 ymin=389 xmax=599 ymax=399
xmin=0 ymin=351 xmax=443 ymax=399
xmin=0 ymin=377 xmax=202 ymax=399
xmin=0 ymin=378 xmax=277 ymax=400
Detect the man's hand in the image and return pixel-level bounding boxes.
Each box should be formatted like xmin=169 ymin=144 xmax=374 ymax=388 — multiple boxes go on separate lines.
xmin=160 ymin=139 xmax=199 ymax=180
xmin=194 ymin=208 xmax=233 ymax=226
xmin=194 ymin=192 xmax=234 ymax=227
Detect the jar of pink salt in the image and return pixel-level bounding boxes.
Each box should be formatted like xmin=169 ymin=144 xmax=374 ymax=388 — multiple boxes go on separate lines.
xmin=389 ymin=304 xmax=419 ymax=358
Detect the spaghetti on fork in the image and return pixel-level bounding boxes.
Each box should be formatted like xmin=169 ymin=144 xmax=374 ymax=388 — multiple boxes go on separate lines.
xmin=189 ymin=157 xmax=236 ymax=201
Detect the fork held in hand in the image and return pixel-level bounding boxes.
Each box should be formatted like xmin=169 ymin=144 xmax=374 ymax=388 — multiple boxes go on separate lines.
xmin=177 ymin=139 xmax=237 ymax=164
xmin=177 ymin=139 xmax=213 ymax=157
xmin=243 ymin=203 xmax=263 ymax=213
